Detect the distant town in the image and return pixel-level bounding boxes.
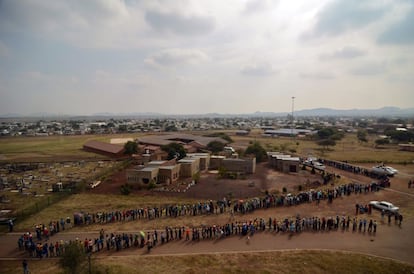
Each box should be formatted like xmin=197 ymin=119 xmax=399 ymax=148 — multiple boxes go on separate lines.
xmin=1 ymin=114 xmax=412 ymax=139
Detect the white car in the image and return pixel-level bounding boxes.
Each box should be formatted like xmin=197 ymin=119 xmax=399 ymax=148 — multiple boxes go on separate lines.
xmin=369 ymin=201 xmax=399 ymax=214
xmin=312 ymin=162 xmax=326 ymax=171
xmin=371 ymin=165 xmax=398 ymax=176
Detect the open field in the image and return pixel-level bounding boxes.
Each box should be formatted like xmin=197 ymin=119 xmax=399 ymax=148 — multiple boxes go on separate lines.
xmin=0 ymin=250 xmax=412 ymax=274
xmin=1 ymin=131 xmax=413 ymax=163
xmin=232 ymin=132 xmax=414 ymax=164
xmin=0 ymin=134 xmax=138 ymax=162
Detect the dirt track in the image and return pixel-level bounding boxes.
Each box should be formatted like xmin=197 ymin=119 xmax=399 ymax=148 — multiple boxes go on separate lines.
xmin=1 ymin=212 xmax=413 ymax=265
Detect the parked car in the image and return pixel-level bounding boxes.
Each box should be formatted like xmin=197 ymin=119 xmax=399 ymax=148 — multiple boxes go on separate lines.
xmin=369 ymin=200 xmax=399 ymax=214
xmin=303 ymin=157 xmax=325 ymax=170
xmin=371 ymin=165 xmax=398 ymax=176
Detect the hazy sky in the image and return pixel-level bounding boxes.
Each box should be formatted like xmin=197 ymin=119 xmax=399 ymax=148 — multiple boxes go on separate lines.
xmin=1 ymin=0 xmax=413 ymax=115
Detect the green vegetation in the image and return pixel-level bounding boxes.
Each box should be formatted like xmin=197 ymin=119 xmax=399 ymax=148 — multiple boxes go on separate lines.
xmin=357 ymin=129 xmax=368 ymax=143
xmin=161 ymin=142 xmax=186 ymax=160
xmin=120 ymin=183 xmax=132 ymax=195
xmin=123 ymin=141 xmax=138 ymax=155
xmin=245 ymin=141 xmax=267 ymax=162
xmin=205 ymin=132 xmax=233 ymax=143
xmin=207 ymin=140 xmax=225 ymax=153
xmin=60 ymin=242 xmax=87 ymax=274
xmin=385 ymin=129 xmax=414 ymax=143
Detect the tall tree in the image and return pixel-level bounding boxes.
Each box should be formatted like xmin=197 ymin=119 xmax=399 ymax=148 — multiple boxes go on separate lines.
xmin=124 ymin=141 xmax=138 ymax=155
xmin=245 ymin=141 xmax=267 ymax=162
xmin=357 ymin=129 xmax=368 ymax=143
xmin=207 ymin=140 xmax=225 ymax=153
xmin=161 ymin=143 xmax=186 ymax=160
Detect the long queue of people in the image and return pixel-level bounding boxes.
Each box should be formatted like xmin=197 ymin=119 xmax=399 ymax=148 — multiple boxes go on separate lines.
xmin=17 ymin=214 xmax=381 ymax=258
xmin=319 ymin=158 xmax=391 ymax=180
xmin=68 ymin=180 xmax=386 ymax=228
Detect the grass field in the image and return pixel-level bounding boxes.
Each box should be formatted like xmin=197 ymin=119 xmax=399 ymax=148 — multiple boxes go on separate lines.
xmin=233 ymin=131 xmax=414 ymax=164
xmin=1 ymin=131 xmax=413 ymax=163
xmin=0 ymin=134 xmax=138 ymax=162
xmin=0 ymin=250 xmax=412 ymax=274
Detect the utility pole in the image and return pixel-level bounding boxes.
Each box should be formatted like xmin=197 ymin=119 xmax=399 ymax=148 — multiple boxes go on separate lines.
xmin=291 ymin=96 xmax=295 ymax=138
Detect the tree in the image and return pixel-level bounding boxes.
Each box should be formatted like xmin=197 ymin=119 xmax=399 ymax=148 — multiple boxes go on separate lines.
xmin=375 ymin=138 xmax=390 ymax=147
xmin=161 ymin=143 xmax=186 ymax=160
xmin=120 ymin=183 xmax=132 ymax=195
xmin=386 ymin=130 xmax=414 ymax=143
xmin=165 ymin=125 xmax=178 ymax=132
xmin=207 ymin=140 xmax=225 ymax=153
xmin=357 ymin=129 xmax=368 ymax=143
xmin=317 ymin=139 xmax=336 ymax=150
xmin=60 ymin=241 xmax=87 ymax=274
xmin=124 ymin=141 xmax=138 ymax=155
xmin=317 ymin=127 xmax=344 ymax=141
xmin=205 ymin=132 xmax=233 ymax=143
xmin=245 ymin=141 xmax=267 ymax=162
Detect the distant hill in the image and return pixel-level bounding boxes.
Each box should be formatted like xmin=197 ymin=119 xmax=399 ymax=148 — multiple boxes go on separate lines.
xmin=249 ymin=107 xmax=414 ymax=117
xmin=1 ymin=107 xmax=414 ymax=119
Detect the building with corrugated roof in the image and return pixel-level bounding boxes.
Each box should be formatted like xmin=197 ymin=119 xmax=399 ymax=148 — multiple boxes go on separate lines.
xmin=83 ymin=140 xmax=125 ymax=158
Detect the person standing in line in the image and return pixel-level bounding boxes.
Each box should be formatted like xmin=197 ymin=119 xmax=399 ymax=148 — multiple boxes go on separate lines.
xmin=22 ymin=259 xmax=29 ymax=274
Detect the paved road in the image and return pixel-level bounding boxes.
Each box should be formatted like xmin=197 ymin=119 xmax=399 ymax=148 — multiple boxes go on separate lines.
xmin=1 ymin=216 xmax=413 ymax=265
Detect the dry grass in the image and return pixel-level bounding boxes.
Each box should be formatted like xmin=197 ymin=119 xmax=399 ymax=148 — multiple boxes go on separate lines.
xmin=14 ymin=193 xmax=200 ymax=231
xmin=0 ymin=133 xmax=139 ymax=162
xmin=232 ymin=133 xmax=414 ymax=164
xmin=0 ymin=250 xmax=412 ymax=274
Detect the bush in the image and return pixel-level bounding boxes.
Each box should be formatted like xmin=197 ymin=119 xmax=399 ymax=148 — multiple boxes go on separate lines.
xmin=60 ymin=242 xmax=87 ymax=274
xmin=120 ymin=184 xmax=132 ymax=195
xmin=282 ymin=187 xmax=287 ymax=193
xmin=147 ymin=181 xmax=157 ymax=190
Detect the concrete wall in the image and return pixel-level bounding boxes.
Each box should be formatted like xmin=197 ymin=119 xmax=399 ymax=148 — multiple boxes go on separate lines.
xmin=158 ymin=165 xmax=181 ymax=184
xmin=178 ymin=157 xmax=200 ymax=177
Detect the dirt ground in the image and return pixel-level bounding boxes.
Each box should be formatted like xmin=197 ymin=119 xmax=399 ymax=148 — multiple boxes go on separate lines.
xmin=0 ymin=163 xmax=413 ymax=269
xmin=91 ymin=162 xmax=328 ymax=200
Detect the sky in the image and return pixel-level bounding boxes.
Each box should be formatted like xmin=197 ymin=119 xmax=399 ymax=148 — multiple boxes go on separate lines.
xmin=0 ymin=0 xmax=414 ymax=115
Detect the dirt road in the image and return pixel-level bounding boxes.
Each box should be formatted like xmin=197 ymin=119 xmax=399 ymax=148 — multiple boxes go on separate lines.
xmin=1 ymin=213 xmax=413 ymax=265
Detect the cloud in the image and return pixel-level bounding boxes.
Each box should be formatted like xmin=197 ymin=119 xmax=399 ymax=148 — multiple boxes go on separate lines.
xmin=304 ymin=0 xmax=387 ymax=38
xmin=145 ymin=10 xmax=215 ymax=36
xmin=145 ymin=48 xmax=209 ymax=67
xmin=241 ymin=62 xmax=276 ymax=76
xmin=243 ymin=0 xmax=276 ymax=15
xmin=0 ymin=41 xmax=10 ymax=57
xmin=299 ymin=72 xmax=335 ymax=80
xmin=349 ymin=63 xmax=386 ymax=76
xmin=377 ymin=6 xmax=414 ymax=45
xmin=320 ymin=46 xmax=366 ymax=60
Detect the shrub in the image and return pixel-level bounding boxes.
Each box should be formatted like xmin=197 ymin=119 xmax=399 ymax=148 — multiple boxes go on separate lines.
xmin=120 ymin=184 xmax=132 ymax=195
xmin=60 ymin=242 xmax=87 ymax=274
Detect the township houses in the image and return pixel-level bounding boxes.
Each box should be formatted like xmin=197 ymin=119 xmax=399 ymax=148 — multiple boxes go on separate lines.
xmin=267 ymin=152 xmax=300 ymax=173
xmin=126 ymin=159 xmax=181 ymax=185
xmin=83 ymin=140 xmax=125 ymax=158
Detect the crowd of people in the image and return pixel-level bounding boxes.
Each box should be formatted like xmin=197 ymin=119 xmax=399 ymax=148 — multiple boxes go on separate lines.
xmin=18 ymin=213 xmax=384 ymax=258
xmin=319 ymin=158 xmax=392 ymax=181
xmin=67 ymin=180 xmax=386 ymax=229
